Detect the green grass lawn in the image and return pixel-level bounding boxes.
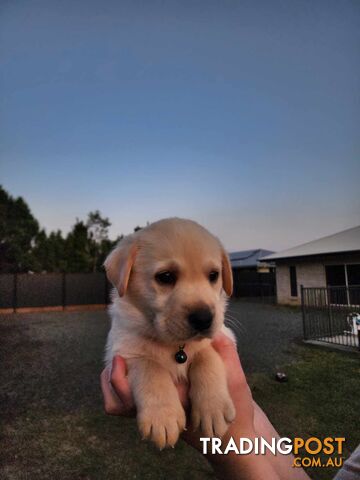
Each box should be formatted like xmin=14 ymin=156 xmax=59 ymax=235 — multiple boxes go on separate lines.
xmin=250 ymin=344 xmax=360 ymax=480
xmin=0 ymin=311 xmax=359 ymax=480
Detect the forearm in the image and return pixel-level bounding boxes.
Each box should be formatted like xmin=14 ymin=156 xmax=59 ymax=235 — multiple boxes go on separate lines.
xmin=210 ymin=445 xmax=281 ymax=480
xmin=203 ymin=402 xmax=310 ymax=480
xmin=253 ymin=403 xmax=310 ymax=480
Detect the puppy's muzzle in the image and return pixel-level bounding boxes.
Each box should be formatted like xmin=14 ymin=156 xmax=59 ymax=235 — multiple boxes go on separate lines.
xmin=188 ymin=308 xmax=213 ymax=332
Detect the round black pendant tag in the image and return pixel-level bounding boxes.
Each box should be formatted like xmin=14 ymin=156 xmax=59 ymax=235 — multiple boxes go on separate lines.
xmin=175 ymin=348 xmax=187 ymax=364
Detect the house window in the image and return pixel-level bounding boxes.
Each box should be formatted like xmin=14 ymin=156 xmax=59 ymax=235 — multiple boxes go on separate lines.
xmin=325 ymin=264 xmax=360 ymax=305
xmin=289 ymin=266 xmax=297 ymax=297
xmin=325 ymin=265 xmax=346 ymax=287
xmin=348 ymin=265 xmax=360 ymax=305
xmin=347 ymin=264 xmax=360 ymax=286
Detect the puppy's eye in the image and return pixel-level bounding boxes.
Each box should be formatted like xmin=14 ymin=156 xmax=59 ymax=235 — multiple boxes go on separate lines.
xmin=209 ymin=270 xmax=219 ymax=283
xmin=155 ymin=271 xmax=177 ymax=286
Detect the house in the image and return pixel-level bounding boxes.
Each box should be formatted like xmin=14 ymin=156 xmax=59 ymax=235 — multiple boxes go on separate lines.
xmin=261 ymin=226 xmax=360 ymax=305
xmin=229 ymin=249 xmax=275 ymax=298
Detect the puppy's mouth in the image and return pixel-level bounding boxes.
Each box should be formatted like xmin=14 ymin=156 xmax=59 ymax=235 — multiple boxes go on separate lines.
xmin=158 ymin=318 xmax=217 ymax=344
xmin=189 ymin=329 xmax=214 ymax=341
xmin=152 ymin=306 xmax=222 ymax=344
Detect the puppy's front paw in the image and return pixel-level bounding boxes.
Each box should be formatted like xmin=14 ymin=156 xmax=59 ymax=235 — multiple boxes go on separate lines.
xmin=191 ymin=388 xmax=235 ymax=438
xmin=137 ymin=403 xmax=186 ymax=449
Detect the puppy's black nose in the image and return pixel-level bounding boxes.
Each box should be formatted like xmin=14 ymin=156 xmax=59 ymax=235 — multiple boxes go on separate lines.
xmin=188 ymin=308 xmax=213 ymax=332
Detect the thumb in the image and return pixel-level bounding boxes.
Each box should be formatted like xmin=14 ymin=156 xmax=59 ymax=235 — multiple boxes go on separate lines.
xmin=110 ymin=355 xmax=134 ymax=411
xmin=212 ymin=333 xmax=241 ymax=368
xmin=211 ymin=333 xmax=246 ymax=387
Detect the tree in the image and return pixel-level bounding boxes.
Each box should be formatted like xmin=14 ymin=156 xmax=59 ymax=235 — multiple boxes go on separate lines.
xmin=32 ymin=229 xmax=67 ymax=272
xmin=0 ymin=185 xmax=129 ymax=273
xmin=0 ymin=185 xmax=40 ymax=272
xmin=65 ymin=219 xmax=93 ymax=272
xmin=86 ymin=211 xmax=111 ymax=272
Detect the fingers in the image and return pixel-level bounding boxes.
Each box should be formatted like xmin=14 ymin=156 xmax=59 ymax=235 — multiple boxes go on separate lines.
xmin=211 ymin=332 xmax=252 ymax=411
xmin=211 ymin=333 xmax=256 ymax=436
xmin=100 ymin=367 xmax=124 ymax=415
xmin=103 ymin=356 xmax=188 ymax=418
xmin=100 ymin=356 xmax=135 ymax=416
xmin=110 ymin=356 xmax=134 ymax=412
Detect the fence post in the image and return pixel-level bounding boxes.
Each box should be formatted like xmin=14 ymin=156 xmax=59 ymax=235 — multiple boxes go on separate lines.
xmin=62 ymin=273 xmax=66 ymax=311
xmin=104 ymin=274 xmax=109 ymax=305
xmin=300 ymin=285 xmax=308 ymax=340
xmin=327 ymin=287 xmax=333 ymax=337
xmin=13 ymin=273 xmax=18 ymax=313
xmin=300 ymin=285 xmax=307 ymax=339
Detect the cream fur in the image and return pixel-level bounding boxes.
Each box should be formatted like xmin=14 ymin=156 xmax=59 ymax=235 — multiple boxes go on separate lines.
xmin=104 ymin=218 xmax=236 ymax=449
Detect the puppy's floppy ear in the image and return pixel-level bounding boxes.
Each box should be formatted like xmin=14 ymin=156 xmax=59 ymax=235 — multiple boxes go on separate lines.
xmin=221 ymin=248 xmax=233 ymax=297
xmin=104 ymin=238 xmax=138 ymax=297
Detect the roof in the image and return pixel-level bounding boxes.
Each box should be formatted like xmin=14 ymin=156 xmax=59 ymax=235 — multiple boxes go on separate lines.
xmin=229 ymin=249 xmax=274 ymax=268
xmin=262 ymin=225 xmax=360 ymax=262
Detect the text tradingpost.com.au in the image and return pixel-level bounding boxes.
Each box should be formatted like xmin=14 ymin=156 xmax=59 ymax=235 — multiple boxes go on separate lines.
xmin=200 ymin=437 xmax=346 ymax=469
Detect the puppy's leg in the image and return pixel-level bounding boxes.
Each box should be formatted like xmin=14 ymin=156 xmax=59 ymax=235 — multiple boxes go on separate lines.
xmin=127 ymin=358 xmax=186 ymax=449
xmin=189 ymin=346 xmax=235 ymax=438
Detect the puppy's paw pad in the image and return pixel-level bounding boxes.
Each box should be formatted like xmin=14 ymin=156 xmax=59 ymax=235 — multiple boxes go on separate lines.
xmin=138 ymin=405 xmax=186 ymax=449
xmin=191 ymin=392 xmax=235 ymax=438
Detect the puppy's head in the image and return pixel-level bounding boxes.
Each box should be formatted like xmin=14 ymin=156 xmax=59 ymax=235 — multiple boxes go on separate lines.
xmin=104 ymin=218 xmax=232 ymax=344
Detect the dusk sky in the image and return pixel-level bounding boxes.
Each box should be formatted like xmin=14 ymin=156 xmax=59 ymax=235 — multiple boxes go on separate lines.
xmin=1 ymin=0 xmax=359 ymax=252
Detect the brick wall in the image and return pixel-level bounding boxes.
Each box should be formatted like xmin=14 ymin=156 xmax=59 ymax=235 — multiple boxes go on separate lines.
xmin=276 ymin=262 xmax=326 ymax=305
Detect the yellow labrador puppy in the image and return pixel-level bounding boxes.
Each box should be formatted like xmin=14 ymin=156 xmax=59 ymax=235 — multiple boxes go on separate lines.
xmin=104 ymin=218 xmax=236 ymax=449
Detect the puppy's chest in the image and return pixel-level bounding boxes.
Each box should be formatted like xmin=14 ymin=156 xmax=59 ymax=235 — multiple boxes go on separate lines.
xmin=145 ymin=343 xmax=192 ymax=382
xmin=169 ymin=359 xmax=190 ymax=383
xmin=144 ymin=343 xmax=195 ymax=383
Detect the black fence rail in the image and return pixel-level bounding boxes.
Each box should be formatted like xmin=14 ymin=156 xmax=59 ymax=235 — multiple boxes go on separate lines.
xmin=233 ymin=282 xmax=276 ymax=303
xmin=0 ymin=272 xmax=276 ymax=312
xmin=301 ymin=286 xmax=360 ymax=351
xmin=232 ymin=269 xmax=276 ymax=303
xmin=0 ymin=273 xmax=111 ymax=311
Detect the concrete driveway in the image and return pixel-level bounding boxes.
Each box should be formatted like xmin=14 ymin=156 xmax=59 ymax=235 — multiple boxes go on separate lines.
xmin=226 ymin=299 xmax=303 ymax=373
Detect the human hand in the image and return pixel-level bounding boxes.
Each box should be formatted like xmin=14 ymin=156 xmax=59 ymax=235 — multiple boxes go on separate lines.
xmin=100 ymin=338 xmax=309 ymax=480
xmin=100 ymin=333 xmax=255 ymax=447
xmin=100 ymin=356 xmax=189 ymax=417
xmin=181 ymin=333 xmax=255 ymax=452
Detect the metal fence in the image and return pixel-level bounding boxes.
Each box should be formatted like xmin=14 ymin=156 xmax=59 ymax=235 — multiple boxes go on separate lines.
xmin=233 ymin=283 xmax=276 ymax=303
xmin=232 ymin=269 xmax=276 ymax=302
xmin=0 ymin=273 xmax=111 ymax=311
xmin=301 ymin=286 xmax=360 ymax=350
xmin=0 ymin=270 xmax=276 ymax=311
